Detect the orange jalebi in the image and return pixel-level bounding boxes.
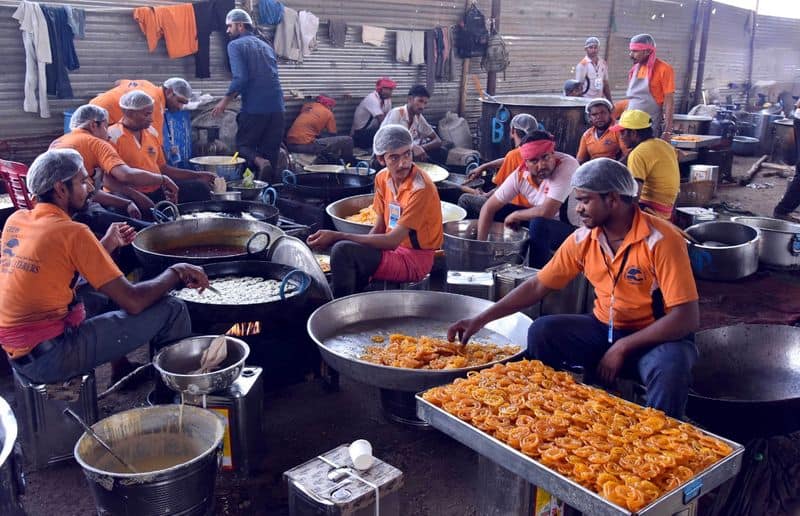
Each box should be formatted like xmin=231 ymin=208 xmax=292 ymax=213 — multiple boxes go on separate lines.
xmin=361 ymin=334 xmax=520 ymax=370
xmin=421 ymin=359 xmax=734 ymax=512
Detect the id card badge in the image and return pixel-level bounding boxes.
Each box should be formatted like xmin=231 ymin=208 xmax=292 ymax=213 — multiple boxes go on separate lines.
xmin=388 ymin=203 xmax=401 ymax=229
xmin=594 ymin=77 xmax=604 ymax=91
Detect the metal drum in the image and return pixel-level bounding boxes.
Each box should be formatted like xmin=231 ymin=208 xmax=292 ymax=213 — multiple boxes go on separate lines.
xmin=74 ymin=405 xmax=225 ymax=516
xmin=772 ymin=118 xmax=797 ymax=165
xmin=479 ymin=95 xmax=591 ymax=160
xmin=732 ymin=216 xmax=800 ymax=269
xmin=685 ymin=221 xmax=760 ymax=280
xmin=443 ymin=220 xmax=529 ymax=271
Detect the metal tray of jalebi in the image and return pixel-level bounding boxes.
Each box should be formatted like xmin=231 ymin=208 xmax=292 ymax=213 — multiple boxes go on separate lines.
xmin=306 ymin=291 xmax=529 ymax=392
xmin=416 ymin=383 xmax=744 ymax=516
xmin=670 ymin=134 xmax=721 ymax=149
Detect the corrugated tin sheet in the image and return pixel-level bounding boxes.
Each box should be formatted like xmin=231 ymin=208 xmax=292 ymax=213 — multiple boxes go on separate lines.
xmin=699 ymin=2 xmax=752 ymax=104
xmin=752 ymin=13 xmax=800 ymax=86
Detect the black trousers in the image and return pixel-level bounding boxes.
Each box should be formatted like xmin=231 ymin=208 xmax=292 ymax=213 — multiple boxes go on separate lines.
xmin=236 ymin=111 xmax=285 ymax=182
xmin=774 ymin=162 xmax=800 ymax=216
xmin=330 ymin=241 xmax=383 ymax=298
xmin=193 ymin=0 xmax=233 ymax=78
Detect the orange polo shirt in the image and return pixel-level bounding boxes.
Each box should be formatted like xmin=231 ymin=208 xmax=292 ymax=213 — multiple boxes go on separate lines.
xmin=537 ymin=208 xmax=698 ymax=330
xmin=373 ymin=165 xmax=443 ymax=250
xmin=286 ymin=102 xmax=337 ymax=145
xmin=635 ymin=59 xmax=675 ymax=106
xmin=576 ymin=127 xmax=628 ymax=163
xmin=90 ymin=79 xmax=166 ymax=144
xmin=49 ymin=129 xmax=126 ymax=182
xmin=491 ymin=147 xmax=530 ymax=208
xmin=107 ymin=124 xmax=165 ymax=193
xmin=0 ymin=204 xmax=122 ymax=330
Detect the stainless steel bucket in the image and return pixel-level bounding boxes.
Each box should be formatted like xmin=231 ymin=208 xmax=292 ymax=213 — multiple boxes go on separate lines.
xmin=443 ymin=220 xmax=529 ymax=272
xmin=74 ymin=405 xmax=224 ymax=516
xmin=685 ymin=221 xmax=760 ymax=280
xmin=731 ymin=216 xmax=800 ymax=269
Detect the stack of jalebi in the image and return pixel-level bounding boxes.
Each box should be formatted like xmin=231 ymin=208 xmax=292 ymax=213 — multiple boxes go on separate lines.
xmin=345 ymin=206 xmax=378 ymax=225
xmin=422 ymin=360 xmax=733 ymax=512
xmin=361 ymin=334 xmax=520 ymax=370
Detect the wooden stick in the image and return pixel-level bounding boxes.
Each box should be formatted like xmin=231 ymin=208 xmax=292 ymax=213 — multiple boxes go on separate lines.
xmin=739 ymin=154 xmax=769 ymax=186
xmin=761 ymin=162 xmax=795 ymax=172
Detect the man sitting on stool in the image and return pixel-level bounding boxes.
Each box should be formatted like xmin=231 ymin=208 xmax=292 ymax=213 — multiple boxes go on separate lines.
xmin=476 ymin=131 xmax=578 ymax=268
xmin=0 ymin=149 xmax=209 ymax=384
xmin=286 ymin=95 xmax=354 ymax=164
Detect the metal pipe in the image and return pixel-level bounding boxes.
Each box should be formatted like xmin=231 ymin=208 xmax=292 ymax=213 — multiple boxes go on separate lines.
xmin=680 ymin=0 xmax=702 ymax=113
xmin=745 ymin=1 xmax=759 ymax=108
xmin=603 ymin=0 xmax=616 ymax=63
xmin=486 ymin=0 xmax=502 ymax=95
xmin=457 ymin=0 xmax=473 ymax=116
xmin=693 ymin=0 xmax=713 ymax=108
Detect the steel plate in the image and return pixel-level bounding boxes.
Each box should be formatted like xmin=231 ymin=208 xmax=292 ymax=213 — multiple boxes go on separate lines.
xmin=307 ymin=291 xmax=530 ymax=392
xmin=415 ymin=162 xmax=450 ymax=183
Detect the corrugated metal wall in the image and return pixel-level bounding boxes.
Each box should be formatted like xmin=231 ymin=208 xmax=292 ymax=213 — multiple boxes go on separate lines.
xmin=698 ymin=2 xmax=752 ymax=104
xmin=752 ymin=12 xmax=800 ymax=86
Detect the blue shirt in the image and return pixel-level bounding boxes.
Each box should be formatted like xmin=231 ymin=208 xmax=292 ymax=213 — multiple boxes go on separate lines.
xmin=226 ymin=33 xmax=284 ymax=114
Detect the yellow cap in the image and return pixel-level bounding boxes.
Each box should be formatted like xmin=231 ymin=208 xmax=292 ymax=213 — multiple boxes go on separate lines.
xmin=610 ymin=109 xmax=652 ymax=131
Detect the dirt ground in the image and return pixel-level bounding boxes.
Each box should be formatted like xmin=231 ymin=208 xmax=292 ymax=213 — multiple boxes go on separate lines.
xmin=1 ymin=155 xmax=799 ymax=516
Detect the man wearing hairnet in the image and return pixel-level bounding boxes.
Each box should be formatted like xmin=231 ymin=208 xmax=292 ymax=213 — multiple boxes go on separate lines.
xmin=90 ymin=77 xmax=192 ymax=147
xmin=625 ymin=33 xmax=675 ymax=140
xmin=459 ymin=114 xmax=539 ymax=220
xmin=307 ymin=125 xmax=443 ymax=297
xmin=51 ymin=104 xmax=179 ymax=228
xmin=449 ymin=159 xmax=699 ymax=419
xmin=107 ymin=91 xmax=215 ymax=207
xmin=0 ymin=149 xmax=209 ymax=384
xmin=576 ymin=98 xmax=627 ymax=163
xmin=212 ymin=8 xmax=285 ymax=182
xmin=575 ymin=37 xmax=612 ymax=101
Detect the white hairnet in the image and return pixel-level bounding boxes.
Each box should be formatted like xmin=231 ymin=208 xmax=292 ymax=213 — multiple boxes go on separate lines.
xmin=585 ymin=98 xmax=613 ymax=114
xmin=373 ymin=124 xmax=413 ymax=156
xmin=225 ymin=8 xmax=253 ymax=25
xmin=585 ymin=36 xmax=600 ymax=48
xmin=164 ymin=77 xmax=192 ymax=99
xmin=119 ymin=90 xmax=154 ymax=110
xmin=26 ymin=149 xmax=85 ymax=196
xmin=631 ymin=33 xmax=656 ymax=47
xmin=69 ymin=104 xmax=108 ymax=130
xmin=570 ymin=158 xmax=638 ymax=197
xmin=510 ymin=113 xmax=538 ymax=137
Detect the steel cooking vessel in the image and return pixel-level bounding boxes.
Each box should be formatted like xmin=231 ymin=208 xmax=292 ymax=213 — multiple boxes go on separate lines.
xmin=732 ymin=216 xmax=800 ymax=268
xmin=772 ymin=118 xmax=797 ymax=165
xmin=154 ymin=200 xmax=280 ymax=225
xmin=282 ymin=170 xmax=374 ymax=203
xmin=190 ymin=155 xmax=245 ymax=181
xmin=154 ymin=335 xmax=250 ymax=395
xmin=685 ymin=221 xmax=760 ymax=280
xmin=672 ymin=114 xmax=712 ymax=135
xmin=0 ymin=396 xmax=24 ymax=516
xmin=443 ymin=220 xmax=529 ymax=271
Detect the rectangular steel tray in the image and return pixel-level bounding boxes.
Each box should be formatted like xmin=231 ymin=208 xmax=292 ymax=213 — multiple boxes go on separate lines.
xmin=417 ymin=395 xmax=744 ymax=516
xmin=671 ymin=134 xmax=721 ymax=149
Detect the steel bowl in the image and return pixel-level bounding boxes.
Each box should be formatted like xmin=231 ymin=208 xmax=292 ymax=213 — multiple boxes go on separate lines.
xmin=443 ymin=219 xmax=530 ymax=271
xmin=226 ymin=180 xmax=269 ymax=201
xmin=326 ymin=194 xmax=467 ymax=234
xmin=307 ymin=290 xmax=530 ymax=392
xmin=685 ymin=221 xmax=760 ymax=280
xmin=190 ymin=156 xmax=245 ymax=181
xmin=153 ymin=336 xmax=250 ymax=395
xmin=211 ymin=191 xmax=242 ymax=201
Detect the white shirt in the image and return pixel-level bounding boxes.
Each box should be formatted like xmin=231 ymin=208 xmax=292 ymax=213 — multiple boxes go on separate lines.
xmin=575 ymin=57 xmax=608 ymax=99
xmin=493 ymin=152 xmax=578 ymax=219
xmin=351 ymin=91 xmax=392 ymax=134
xmin=381 ymin=105 xmax=436 ymax=145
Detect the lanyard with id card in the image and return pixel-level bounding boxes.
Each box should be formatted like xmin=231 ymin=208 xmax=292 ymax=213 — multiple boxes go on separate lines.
xmin=602 ymin=244 xmax=632 ymax=344
xmin=388 ymin=203 xmax=402 ymax=229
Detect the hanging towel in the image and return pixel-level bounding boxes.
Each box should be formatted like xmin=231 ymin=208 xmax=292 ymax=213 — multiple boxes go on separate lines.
xmin=361 ymin=25 xmax=385 ymax=46
xmin=395 ymin=30 xmax=411 ymax=63
xmin=258 ymin=0 xmax=283 ymax=25
xmin=410 ymin=30 xmax=425 ymax=65
xmin=193 ymin=0 xmax=233 ymax=78
xmin=274 ymin=6 xmax=303 ymax=61
xmin=298 ymin=10 xmax=319 ymax=57
xmin=329 ymin=19 xmax=346 ymax=47
xmin=133 ymin=4 xmax=198 ymax=59
xmin=132 ymin=6 xmax=159 ymax=52
xmin=64 ymin=6 xmax=85 ymax=39
xmin=12 ymin=0 xmax=52 ymax=117
xmin=41 ymin=5 xmax=78 ymax=99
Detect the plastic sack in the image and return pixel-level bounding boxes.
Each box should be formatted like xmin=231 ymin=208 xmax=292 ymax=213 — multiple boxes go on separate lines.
xmin=438 ymin=111 xmax=473 ymax=149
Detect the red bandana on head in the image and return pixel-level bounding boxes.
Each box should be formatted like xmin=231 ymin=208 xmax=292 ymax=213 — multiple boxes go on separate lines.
xmin=628 ymin=42 xmax=657 ymax=82
xmin=520 ymin=140 xmax=555 ymax=162
xmin=317 ymin=95 xmax=336 ymax=109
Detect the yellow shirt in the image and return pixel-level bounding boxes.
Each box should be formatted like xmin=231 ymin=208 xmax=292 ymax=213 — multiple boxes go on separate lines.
xmin=627 ymin=138 xmax=680 ymax=209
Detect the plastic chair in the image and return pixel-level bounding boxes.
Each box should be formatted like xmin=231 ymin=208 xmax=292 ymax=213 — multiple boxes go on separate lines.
xmin=0 ymin=160 xmax=33 ymax=209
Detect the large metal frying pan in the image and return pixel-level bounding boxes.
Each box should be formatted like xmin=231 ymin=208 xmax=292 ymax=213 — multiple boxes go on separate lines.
xmin=687 ymin=324 xmax=800 ymax=439
xmin=307 ymin=291 xmax=530 ymax=392
xmin=282 ymin=170 xmax=374 ymax=204
xmin=153 ymin=200 xmax=280 ymax=225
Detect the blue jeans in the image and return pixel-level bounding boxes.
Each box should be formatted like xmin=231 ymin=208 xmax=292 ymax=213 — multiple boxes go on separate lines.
xmin=13 ymin=296 xmax=192 ymax=384
xmin=527 ymin=314 xmax=697 ymax=419
xmin=528 ymin=217 xmax=574 ymax=269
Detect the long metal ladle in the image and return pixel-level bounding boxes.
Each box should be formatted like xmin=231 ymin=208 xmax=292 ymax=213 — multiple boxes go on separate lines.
xmin=64 ymin=408 xmax=138 ymax=473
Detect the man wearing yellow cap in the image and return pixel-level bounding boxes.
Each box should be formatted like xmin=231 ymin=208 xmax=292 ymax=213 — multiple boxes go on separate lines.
xmin=611 ymin=110 xmax=679 ymax=219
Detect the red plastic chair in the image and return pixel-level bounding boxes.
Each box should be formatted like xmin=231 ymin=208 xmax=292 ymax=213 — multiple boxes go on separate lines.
xmin=0 ymin=159 xmax=34 ymax=209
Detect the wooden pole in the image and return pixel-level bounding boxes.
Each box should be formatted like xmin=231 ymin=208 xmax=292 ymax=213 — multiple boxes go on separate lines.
xmin=744 ymin=1 xmax=759 ymax=108
xmin=457 ymin=0 xmax=473 ymax=116
xmin=693 ymin=0 xmax=713 ymax=108
xmin=486 ymin=0 xmax=501 ymax=95
xmin=680 ymin=0 xmax=702 ymax=113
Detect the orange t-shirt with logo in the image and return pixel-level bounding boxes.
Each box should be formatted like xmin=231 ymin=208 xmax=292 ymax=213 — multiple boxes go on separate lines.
xmin=576 ymin=127 xmax=628 ymax=162
xmin=636 ymin=59 xmax=675 ymax=106
xmin=0 ymin=204 xmax=122 ymax=329
xmin=492 ymin=147 xmax=530 ymax=208
xmin=373 ymin=165 xmax=443 ymax=250
xmin=286 ymin=102 xmax=337 ymax=145
xmin=90 ymin=79 xmax=166 ymax=143
xmin=537 ymin=208 xmax=697 ymax=330
xmin=49 ymin=129 xmax=126 ymax=183
xmin=107 ymin=124 xmax=165 ymax=193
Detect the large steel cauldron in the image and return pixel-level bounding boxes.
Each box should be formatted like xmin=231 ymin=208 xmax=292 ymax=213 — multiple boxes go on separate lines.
xmin=685 ymin=221 xmax=760 ymax=280
xmin=479 ymin=95 xmax=591 ymax=161
xmin=443 ymin=220 xmax=529 ymax=271
xmin=687 ymin=324 xmax=800 ymax=440
xmin=74 ymin=405 xmax=225 ymax=516
xmin=0 ymin=396 xmax=24 ymax=516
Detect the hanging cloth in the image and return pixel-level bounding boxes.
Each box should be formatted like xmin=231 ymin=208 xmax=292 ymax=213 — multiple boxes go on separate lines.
xmin=12 ymin=0 xmax=52 ymax=117
xmin=258 ymin=0 xmax=283 ymax=25
xmin=274 ymin=6 xmax=303 ymax=61
xmin=193 ymin=0 xmax=234 ymax=78
xmin=41 ymin=5 xmax=78 ymax=99
xmin=361 ymin=25 xmax=385 ymax=46
xmin=298 ymin=10 xmax=319 ymax=57
xmin=329 ymin=19 xmax=347 ymax=47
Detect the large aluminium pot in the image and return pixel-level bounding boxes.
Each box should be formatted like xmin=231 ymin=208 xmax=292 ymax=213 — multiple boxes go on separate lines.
xmin=684 ymin=221 xmax=760 ymax=280
xmin=0 ymin=396 xmax=24 ymax=516
xmin=687 ymin=324 xmax=800 ymax=440
xmin=132 ymin=218 xmax=284 ymax=270
xmin=443 ymin=220 xmax=529 ymax=272
xmin=772 ymin=118 xmax=797 ymax=165
xmin=74 ymin=405 xmax=224 ymax=516
xmin=479 ymin=95 xmax=591 ymax=161
xmin=732 ymin=216 xmax=800 ymax=269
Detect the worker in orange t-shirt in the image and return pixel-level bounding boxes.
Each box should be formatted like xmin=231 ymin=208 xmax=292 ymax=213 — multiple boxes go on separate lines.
xmin=286 ymin=95 xmax=354 ymax=163
xmin=625 ymin=34 xmax=675 ymax=141
xmin=307 ymin=125 xmax=442 ymax=297
xmin=576 ymin=98 xmax=628 ymax=164
xmin=449 ymin=159 xmax=699 ymax=419
xmin=457 ymin=113 xmax=539 ymax=219
xmin=0 ymin=149 xmax=209 ymax=384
